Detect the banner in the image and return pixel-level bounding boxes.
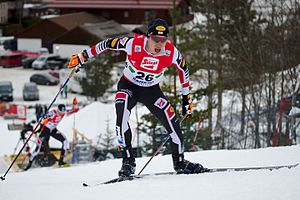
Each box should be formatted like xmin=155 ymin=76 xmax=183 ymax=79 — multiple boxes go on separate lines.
xmin=0 ymin=103 xmax=26 ymax=120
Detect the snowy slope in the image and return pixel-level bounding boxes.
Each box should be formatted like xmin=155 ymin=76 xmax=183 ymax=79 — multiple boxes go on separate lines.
xmin=1 ymin=64 xmax=300 ymax=200
xmin=0 ymin=67 xmax=149 ymax=156
xmin=58 ymin=101 xmax=150 ymax=147
xmin=1 ymin=145 xmax=300 ymax=200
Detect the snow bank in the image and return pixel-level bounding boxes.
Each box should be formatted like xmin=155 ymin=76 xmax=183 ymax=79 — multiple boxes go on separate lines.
xmin=0 ymin=145 xmax=299 ymax=200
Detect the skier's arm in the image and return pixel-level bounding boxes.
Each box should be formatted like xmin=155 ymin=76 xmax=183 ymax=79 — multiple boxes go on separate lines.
xmin=172 ymin=48 xmax=193 ymax=118
xmin=87 ymin=37 xmax=133 ymax=57
xmin=66 ymin=97 xmax=79 ymax=115
xmin=67 ymin=37 xmax=133 ymax=68
xmin=172 ymin=47 xmax=190 ymax=95
xmin=41 ymin=110 xmax=54 ymax=125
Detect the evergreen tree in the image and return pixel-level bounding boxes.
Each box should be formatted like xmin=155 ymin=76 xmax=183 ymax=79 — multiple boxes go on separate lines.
xmin=100 ymin=118 xmax=115 ymax=150
xmin=80 ymin=53 xmax=114 ymax=101
xmin=140 ymin=114 xmax=169 ymax=156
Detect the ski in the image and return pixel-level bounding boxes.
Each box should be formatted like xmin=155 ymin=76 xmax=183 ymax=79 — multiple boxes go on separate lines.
xmin=82 ymin=163 xmax=298 ymax=187
xmin=208 ymin=163 xmax=299 ymax=173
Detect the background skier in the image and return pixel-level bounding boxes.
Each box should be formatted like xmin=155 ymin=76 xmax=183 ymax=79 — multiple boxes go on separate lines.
xmin=24 ymin=98 xmax=78 ymax=170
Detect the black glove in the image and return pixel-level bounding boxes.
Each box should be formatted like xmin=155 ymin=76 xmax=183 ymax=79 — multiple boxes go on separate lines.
xmin=182 ymin=94 xmax=193 ymax=118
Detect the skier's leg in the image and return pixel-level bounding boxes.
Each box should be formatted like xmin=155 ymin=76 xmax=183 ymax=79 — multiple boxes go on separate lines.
xmin=139 ymin=85 xmax=184 ymax=156
xmin=21 ymin=133 xmax=31 ymax=155
xmin=139 ymin=85 xmax=205 ymax=173
xmin=50 ymin=128 xmax=68 ymax=165
xmin=24 ymin=127 xmax=50 ymax=170
xmin=115 ymin=77 xmax=137 ymax=176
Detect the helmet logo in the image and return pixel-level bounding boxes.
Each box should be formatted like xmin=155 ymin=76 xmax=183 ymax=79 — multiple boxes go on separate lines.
xmin=156 ymin=26 xmax=166 ymax=31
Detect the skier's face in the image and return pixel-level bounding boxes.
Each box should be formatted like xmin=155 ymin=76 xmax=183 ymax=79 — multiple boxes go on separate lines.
xmin=57 ymin=109 xmax=65 ymax=115
xmin=147 ymin=35 xmax=168 ymax=55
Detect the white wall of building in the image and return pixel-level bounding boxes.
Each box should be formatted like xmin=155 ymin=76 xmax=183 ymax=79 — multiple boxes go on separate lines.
xmin=17 ymin=38 xmax=42 ymax=52
xmin=53 ymin=44 xmax=90 ymax=58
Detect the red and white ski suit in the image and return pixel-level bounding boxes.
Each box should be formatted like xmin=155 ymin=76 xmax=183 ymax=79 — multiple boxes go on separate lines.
xmin=29 ymin=106 xmax=78 ymax=162
xmin=86 ymin=34 xmax=190 ymax=158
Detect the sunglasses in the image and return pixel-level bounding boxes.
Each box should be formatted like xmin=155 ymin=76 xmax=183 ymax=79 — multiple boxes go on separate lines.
xmin=150 ymin=36 xmax=168 ymax=43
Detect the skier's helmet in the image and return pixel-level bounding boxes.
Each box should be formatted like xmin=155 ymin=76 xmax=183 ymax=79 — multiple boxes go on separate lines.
xmin=58 ymin=104 xmax=66 ymax=113
xmin=147 ymin=18 xmax=169 ymax=37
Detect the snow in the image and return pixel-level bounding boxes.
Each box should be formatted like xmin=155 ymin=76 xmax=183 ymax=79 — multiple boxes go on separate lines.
xmin=1 ymin=67 xmax=300 ymax=200
xmin=289 ymin=106 xmax=300 ymax=116
xmin=0 ymin=146 xmax=300 ymax=200
xmin=58 ymin=101 xmax=150 ymax=147
xmin=0 ymin=67 xmax=86 ymax=156
xmin=0 ymin=67 xmax=149 ymax=156
xmin=0 ymin=67 xmax=83 ymax=104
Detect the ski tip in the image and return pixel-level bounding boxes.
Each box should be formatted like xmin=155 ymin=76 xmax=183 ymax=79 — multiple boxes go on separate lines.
xmin=291 ymin=163 xmax=299 ymax=168
xmin=82 ymin=183 xmax=89 ymax=187
xmin=0 ymin=176 xmax=5 ymax=181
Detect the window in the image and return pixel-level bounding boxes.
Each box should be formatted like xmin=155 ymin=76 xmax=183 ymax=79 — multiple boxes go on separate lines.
xmin=144 ymin=11 xmax=156 ymax=21
xmin=124 ymin=11 xmax=129 ymax=18
xmin=101 ymin=10 xmax=109 ymax=18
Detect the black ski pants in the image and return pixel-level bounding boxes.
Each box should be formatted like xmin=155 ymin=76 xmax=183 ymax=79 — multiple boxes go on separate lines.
xmin=115 ymin=77 xmax=184 ymax=159
xmin=29 ymin=126 xmax=67 ymax=162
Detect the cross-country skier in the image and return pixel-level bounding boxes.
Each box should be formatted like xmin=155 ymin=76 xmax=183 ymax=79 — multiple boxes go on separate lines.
xmin=67 ymin=18 xmax=206 ymax=177
xmin=24 ymin=98 xmax=79 ymax=170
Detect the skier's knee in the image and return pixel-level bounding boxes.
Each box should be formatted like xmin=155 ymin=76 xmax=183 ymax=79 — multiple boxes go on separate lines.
xmin=115 ymin=91 xmax=128 ymax=104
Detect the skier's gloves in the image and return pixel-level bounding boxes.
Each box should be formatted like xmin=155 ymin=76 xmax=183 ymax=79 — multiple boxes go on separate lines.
xmin=182 ymin=94 xmax=193 ymax=118
xmin=67 ymin=50 xmax=88 ymax=69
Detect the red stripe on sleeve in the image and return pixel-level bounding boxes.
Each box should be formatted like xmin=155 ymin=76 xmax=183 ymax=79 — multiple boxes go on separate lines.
xmin=182 ymin=82 xmax=190 ymax=88
xmin=91 ymin=45 xmax=97 ymax=56
xmin=174 ymin=64 xmax=184 ymax=83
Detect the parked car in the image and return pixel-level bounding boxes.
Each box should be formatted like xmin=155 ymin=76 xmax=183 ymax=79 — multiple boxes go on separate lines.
xmin=0 ymin=51 xmax=40 ymax=68
xmin=23 ymin=82 xmax=39 ymax=101
xmin=32 ymin=54 xmax=60 ymax=70
xmin=48 ymin=70 xmax=60 ymax=79
xmin=47 ymin=57 xmax=68 ymax=70
xmin=0 ymin=52 xmax=23 ymax=67
xmin=0 ymin=81 xmax=13 ymax=101
xmin=22 ymin=57 xmax=36 ymax=68
xmin=39 ymin=48 xmax=49 ymax=54
xmin=30 ymin=73 xmax=59 ymax=85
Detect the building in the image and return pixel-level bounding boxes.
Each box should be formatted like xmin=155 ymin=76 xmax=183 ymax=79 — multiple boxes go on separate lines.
xmin=53 ymin=20 xmax=131 ymax=58
xmin=48 ymin=0 xmax=193 ymax=25
xmin=0 ymin=0 xmax=23 ymax=25
xmin=15 ymin=12 xmax=105 ymax=53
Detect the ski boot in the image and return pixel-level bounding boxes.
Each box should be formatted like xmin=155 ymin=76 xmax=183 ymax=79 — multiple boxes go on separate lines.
xmin=58 ymin=157 xmax=67 ymax=166
xmin=118 ymin=157 xmax=136 ymax=177
xmin=172 ymin=154 xmax=208 ymax=174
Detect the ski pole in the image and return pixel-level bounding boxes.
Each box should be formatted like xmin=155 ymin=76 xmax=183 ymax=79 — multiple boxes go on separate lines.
xmin=1 ymin=67 xmax=80 ymax=181
xmin=137 ymin=114 xmax=189 ymax=175
xmin=12 ymin=138 xmax=21 ymax=155
xmin=190 ymin=115 xmax=203 ymax=151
